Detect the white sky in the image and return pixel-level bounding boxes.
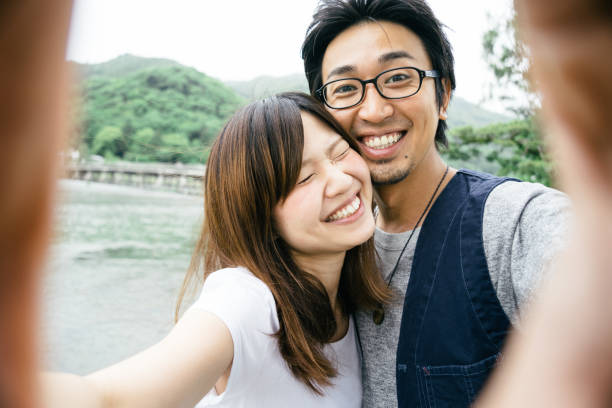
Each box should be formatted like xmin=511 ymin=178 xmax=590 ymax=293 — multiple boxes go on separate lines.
xmin=67 ymin=0 xmax=514 ymax=111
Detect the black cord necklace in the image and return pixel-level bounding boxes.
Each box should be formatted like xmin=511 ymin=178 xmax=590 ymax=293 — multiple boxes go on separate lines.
xmin=372 ymin=165 xmax=450 ymax=325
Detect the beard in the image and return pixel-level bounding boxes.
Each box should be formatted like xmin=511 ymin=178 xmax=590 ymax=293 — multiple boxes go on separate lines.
xmin=369 ymin=159 xmax=414 ymax=186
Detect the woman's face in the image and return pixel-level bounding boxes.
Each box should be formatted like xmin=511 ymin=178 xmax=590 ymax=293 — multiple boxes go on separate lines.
xmin=273 ymin=111 xmax=375 ymax=258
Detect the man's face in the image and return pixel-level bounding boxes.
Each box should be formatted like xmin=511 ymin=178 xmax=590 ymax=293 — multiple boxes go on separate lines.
xmin=321 ymin=21 xmax=448 ymax=185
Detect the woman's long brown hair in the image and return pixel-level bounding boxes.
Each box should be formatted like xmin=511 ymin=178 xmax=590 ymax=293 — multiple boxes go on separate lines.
xmin=177 ymin=92 xmax=389 ymax=393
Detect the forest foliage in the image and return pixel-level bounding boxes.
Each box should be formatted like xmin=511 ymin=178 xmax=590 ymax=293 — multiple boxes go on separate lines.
xmin=74 ymin=55 xmax=245 ymax=163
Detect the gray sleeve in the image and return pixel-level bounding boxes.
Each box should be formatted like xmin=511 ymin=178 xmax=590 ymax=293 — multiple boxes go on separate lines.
xmin=483 ymin=181 xmax=572 ymax=324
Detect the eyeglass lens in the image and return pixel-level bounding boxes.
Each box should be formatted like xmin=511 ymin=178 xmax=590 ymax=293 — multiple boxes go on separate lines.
xmin=322 ymin=67 xmax=422 ymax=109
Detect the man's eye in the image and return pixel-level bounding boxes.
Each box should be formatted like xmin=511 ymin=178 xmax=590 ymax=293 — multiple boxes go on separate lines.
xmin=333 ymin=84 xmax=358 ymax=95
xmin=386 ymin=74 xmax=410 ymax=84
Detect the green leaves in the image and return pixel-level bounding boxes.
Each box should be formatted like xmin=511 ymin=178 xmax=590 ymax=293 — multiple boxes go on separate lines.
xmin=463 ymin=11 xmax=554 ymax=185
xmin=92 ymin=126 xmax=125 ymax=158
xmin=482 ymin=11 xmax=537 ymax=118
xmin=444 ymin=119 xmax=554 ymax=186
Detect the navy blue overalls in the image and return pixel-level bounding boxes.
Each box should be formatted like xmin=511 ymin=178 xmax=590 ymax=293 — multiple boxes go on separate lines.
xmin=396 ymin=170 xmax=516 ymax=407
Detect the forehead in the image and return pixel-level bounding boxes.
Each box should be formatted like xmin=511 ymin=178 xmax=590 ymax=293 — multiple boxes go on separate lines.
xmin=300 ymin=112 xmax=343 ymax=160
xmin=321 ymin=20 xmax=431 ymax=81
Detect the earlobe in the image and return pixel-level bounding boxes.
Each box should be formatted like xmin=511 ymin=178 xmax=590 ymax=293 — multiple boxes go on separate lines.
xmin=439 ymin=77 xmax=451 ymax=121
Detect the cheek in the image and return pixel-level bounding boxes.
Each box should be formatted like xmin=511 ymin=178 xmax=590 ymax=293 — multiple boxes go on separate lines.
xmin=346 ymin=153 xmax=373 ymax=198
xmin=418 ymin=86 xmax=441 ymax=120
xmin=399 ymin=94 xmax=439 ymax=137
xmin=273 ymin=189 xmax=321 ymax=241
xmin=328 ymin=109 xmax=354 ymax=132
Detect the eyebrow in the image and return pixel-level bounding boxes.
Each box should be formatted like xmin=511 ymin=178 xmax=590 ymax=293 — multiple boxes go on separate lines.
xmin=327 ymin=64 xmax=356 ymax=79
xmin=301 ymin=136 xmax=345 ymax=168
xmin=326 ymin=50 xmax=415 ymax=80
xmin=378 ymin=50 xmax=414 ymax=64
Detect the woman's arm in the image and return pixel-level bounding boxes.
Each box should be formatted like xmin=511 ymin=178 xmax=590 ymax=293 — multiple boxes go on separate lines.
xmin=42 ymin=309 xmax=233 ymax=408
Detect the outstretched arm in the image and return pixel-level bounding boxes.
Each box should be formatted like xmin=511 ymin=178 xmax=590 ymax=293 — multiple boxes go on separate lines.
xmin=0 ymin=1 xmax=73 ymax=407
xmin=42 ymin=309 xmax=233 ymax=408
xmin=478 ymin=0 xmax=612 ymax=406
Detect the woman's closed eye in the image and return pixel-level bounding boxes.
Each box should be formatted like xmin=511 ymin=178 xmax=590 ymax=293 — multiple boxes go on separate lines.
xmin=333 ymin=146 xmax=351 ymax=162
xmin=298 ymin=173 xmax=315 ymax=185
xmin=298 ymin=146 xmax=350 ymax=184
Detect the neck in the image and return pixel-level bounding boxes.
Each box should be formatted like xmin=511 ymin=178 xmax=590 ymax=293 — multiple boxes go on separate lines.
xmin=293 ymin=251 xmax=345 ymax=312
xmin=375 ymin=150 xmax=456 ymax=233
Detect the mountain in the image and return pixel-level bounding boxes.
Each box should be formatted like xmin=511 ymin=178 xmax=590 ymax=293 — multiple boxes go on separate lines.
xmin=226 ymin=74 xmax=310 ymax=100
xmin=72 ymin=54 xmax=182 ymax=80
xmin=224 ymin=73 xmax=511 ymax=128
xmin=446 ymin=97 xmax=511 ymax=129
xmin=71 ymin=55 xmax=245 ymax=163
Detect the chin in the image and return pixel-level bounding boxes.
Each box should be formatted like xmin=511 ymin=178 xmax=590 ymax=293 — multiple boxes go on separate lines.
xmin=351 ymin=218 xmax=376 ymax=247
xmin=369 ymin=163 xmax=413 ymax=186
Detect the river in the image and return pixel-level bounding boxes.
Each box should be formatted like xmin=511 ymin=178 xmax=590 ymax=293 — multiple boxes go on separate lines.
xmin=40 ymin=180 xmax=203 ymax=374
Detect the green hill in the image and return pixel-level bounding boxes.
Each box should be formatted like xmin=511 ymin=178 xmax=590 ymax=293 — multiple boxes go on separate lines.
xmin=73 ymin=54 xmax=182 ymax=80
xmin=226 ymin=73 xmax=310 ymax=100
xmin=72 ymin=55 xmax=246 ymax=163
xmin=446 ymin=97 xmax=510 ymax=128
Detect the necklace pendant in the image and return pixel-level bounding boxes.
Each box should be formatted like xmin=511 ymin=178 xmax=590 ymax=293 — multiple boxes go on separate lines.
xmin=373 ymin=305 xmax=384 ymax=325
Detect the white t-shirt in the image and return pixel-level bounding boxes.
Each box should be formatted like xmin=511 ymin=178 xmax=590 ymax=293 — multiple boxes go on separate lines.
xmin=191 ymin=267 xmax=362 ymax=408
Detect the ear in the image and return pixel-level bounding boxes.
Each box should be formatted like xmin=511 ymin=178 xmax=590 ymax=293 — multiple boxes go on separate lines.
xmin=439 ymin=78 xmax=452 ymax=120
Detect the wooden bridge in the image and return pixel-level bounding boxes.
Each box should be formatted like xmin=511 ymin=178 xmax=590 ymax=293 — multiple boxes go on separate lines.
xmin=64 ymin=162 xmax=205 ymax=195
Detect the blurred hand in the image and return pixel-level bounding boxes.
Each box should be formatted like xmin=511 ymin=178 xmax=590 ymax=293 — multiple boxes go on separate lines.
xmin=477 ymin=1 xmax=612 ymax=406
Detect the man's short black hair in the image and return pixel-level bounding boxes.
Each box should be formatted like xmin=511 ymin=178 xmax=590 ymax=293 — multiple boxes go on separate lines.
xmin=301 ymin=0 xmax=455 ymax=148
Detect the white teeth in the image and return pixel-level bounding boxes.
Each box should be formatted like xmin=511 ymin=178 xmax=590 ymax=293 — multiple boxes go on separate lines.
xmin=364 ymin=132 xmax=402 ymax=149
xmin=328 ymin=196 xmax=361 ymax=222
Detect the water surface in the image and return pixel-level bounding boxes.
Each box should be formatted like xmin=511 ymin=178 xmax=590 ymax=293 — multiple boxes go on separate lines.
xmin=41 ymin=180 xmax=203 ymax=374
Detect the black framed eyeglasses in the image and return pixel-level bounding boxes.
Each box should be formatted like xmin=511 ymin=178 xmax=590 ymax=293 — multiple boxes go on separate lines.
xmin=316 ymin=66 xmax=439 ymax=110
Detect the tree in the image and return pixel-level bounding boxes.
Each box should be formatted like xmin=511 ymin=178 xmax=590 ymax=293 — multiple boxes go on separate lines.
xmin=482 ymin=11 xmax=538 ymax=118
xmin=446 ymin=119 xmax=552 ymax=185
xmin=125 ymin=127 xmax=156 ymax=162
xmin=155 ymin=133 xmax=190 ymax=163
xmin=444 ymin=9 xmax=556 ymax=186
xmin=91 ymin=126 xmax=125 ymax=159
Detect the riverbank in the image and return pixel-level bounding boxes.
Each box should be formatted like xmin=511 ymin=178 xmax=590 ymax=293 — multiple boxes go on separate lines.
xmin=64 ymin=161 xmax=206 ymax=195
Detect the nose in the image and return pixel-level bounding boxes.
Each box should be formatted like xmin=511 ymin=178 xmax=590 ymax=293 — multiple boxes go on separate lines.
xmin=357 ymin=83 xmax=393 ymax=123
xmin=324 ymin=164 xmax=353 ymax=199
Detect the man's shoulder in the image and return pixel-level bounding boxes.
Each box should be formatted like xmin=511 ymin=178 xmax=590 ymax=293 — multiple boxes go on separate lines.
xmin=481 ymin=178 xmax=571 ymax=262
xmin=479 ymin=179 xmax=571 ymax=321
xmin=459 ymin=170 xmax=571 ymax=248
xmin=459 ymin=168 xmax=507 ymax=180
xmin=486 ymin=179 xmax=569 ymax=215
xmin=459 ymin=168 xmax=517 ymax=184
xmin=454 ymin=168 xmax=567 ymax=211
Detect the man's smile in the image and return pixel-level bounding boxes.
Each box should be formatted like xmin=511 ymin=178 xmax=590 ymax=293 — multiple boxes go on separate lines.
xmin=361 ymin=131 xmax=405 ymax=150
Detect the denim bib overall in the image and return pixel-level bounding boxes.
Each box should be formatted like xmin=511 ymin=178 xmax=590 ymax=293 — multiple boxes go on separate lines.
xmin=396 ymin=170 xmax=515 ymax=407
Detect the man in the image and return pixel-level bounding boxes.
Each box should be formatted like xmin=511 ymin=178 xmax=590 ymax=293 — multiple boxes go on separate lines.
xmin=301 ymin=1 xmax=570 ymax=407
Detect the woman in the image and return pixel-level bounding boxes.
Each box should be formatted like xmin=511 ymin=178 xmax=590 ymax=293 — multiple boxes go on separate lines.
xmin=43 ymin=92 xmax=389 ymax=408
